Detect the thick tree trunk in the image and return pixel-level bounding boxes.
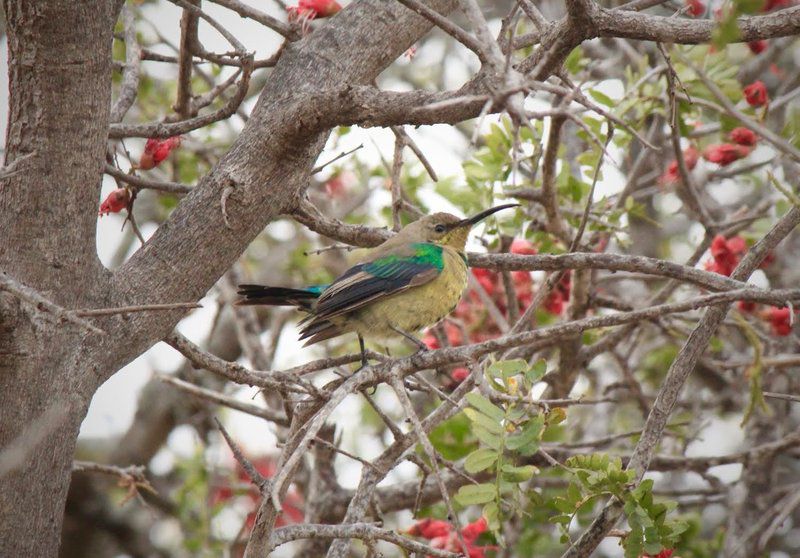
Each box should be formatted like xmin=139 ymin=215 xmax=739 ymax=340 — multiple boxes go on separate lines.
xmin=0 ymin=1 xmax=119 ymax=556
xmin=0 ymin=1 xmax=455 ymax=555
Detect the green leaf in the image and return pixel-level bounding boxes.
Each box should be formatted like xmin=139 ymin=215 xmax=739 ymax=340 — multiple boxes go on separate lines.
xmin=551 ymin=513 xmax=572 ymax=526
xmin=567 ymin=482 xmax=582 ymax=505
xmin=483 ymin=501 xmax=500 ymax=530
xmin=487 ymin=358 xmax=528 ymax=379
xmin=712 ymin=10 xmax=740 ymax=49
xmin=465 ymin=392 xmax=505 ymax=422
xmin=552 ymin=496 xmax=574 ymax=513
xmin=566 ymin=175 xmax=585 ymax=203
xmin=548 ymin=407 xmax=567 ymax=426
xmin=429 ymin=413 xmax=475 ymax=460
xmin=455 ymin=483 xmax=496 ymax=506
xmin=473 ymin=424 xmax=503 ymax=451
xmin=506 ymin=416 xmax=544 ymax=455
xmin=463 ymin=408 xmax=504 ymax=434
xmin=564 ymin=46 xmax=585 ymax=74
xmin=589 ymin=89 xmax=615 ymax=108
xmin=464 ymin=448 xmax=499 ymax=474
xmin=734 ymin=0 xmax=765 ymax=14
xmin=525 ymin=360 xmax=547 ymax=384
xmin=643 ymin=541 xmax=664 ymax=555
xmin=500 ymin=464 xmax=537 ymax=482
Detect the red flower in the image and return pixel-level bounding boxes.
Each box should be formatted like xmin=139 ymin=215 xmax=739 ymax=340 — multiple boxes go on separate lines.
xmin=287 ymin=0 xmax=341 ymax=24
xmin=323 ymin=171 xmax=353 ymax=198
xmin=702 ymin=143 xmax=751 ymax=166
xmin=747 ymin=40 xmax=768 ymax=54
xmin=405 ymin=518 xmax=452 ymax=539
xmin=422 ymin=332 xmax=440 ymax=350
xmin=737 ymin=300 xmax=757 ymax=313
xmin=729 ymin=127 xmax=757 ymax=147
xmin=659 ymin=145 xmax=700 ymax=185
xmin=98 ymin=188 xmax=130 ymax=216
xmin=472 ymin=268 xmax=498 ymax=297
xmin=510 ymin=239 xmax=537 ymax=255
xmin=461 ymin=516 xmax=488 ymax=543
xmin=685 ymin=0 xmax=705 ymax=16
xmin=450 ymin=367 xmax=469 ymax=384
xmin=545 ymin=291 xmax=566 ymax=315
xmin=641 ymin=550 xmax=674 ymax=558
xmin=682 ymin=145 xmax=700 ymax=168
xmin=763 ymin=0 xmax=793 ymax=11
xmin=139 ymin=136 xmax=182 ymax=170
xmin=424 ymin=321 xmax=466 ymax=350
xmin=545 ymin=272 xmax=571 ymax=315
xmin=705 ymin=234 xmax=747 ymax=276
xmin=411 ymin=517 xmax=496 ymax=558
xmin=766 ymin=307 xmax=793 ymax=336
xmin=211 ymin=454 xmax=303 ymax=531
xmin=743 ymin=81 xmax=769 ymax=107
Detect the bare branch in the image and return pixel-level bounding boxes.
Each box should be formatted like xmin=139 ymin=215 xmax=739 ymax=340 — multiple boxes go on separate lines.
xmin=104 ymin=164 xmax=193 ymax=194
xmin=270 ymin=522 xmax=460 ymax=557
xmin=0 ymin=272 xmax=104 ymax=334
xmin=157 ymin=374 xmax=289 ymax=425
xmin=110 ymin=4 xmax=141 ymax=123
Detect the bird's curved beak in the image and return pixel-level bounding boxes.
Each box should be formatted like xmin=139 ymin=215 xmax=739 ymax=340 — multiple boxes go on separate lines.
xmin=456 ymin=203 xmax=520 ymax=228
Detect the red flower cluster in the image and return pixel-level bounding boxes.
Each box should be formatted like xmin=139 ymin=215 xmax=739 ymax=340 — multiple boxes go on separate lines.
xmin=737 ymin=304 xmax=793 ymax=336
xmin=747 ymin=40 xmax=768 ymax=54
xmin=685 ymin=0 xmax=705 ymax=16
xmin=743 ymin=81 xmax=769 ymax=107
xmin=702 ymin=143 xmax=752 ymax=167
xmin=287 ymin=0 xmax=341 ymax=32
xmin=98 ymin=188 xmax=130 ymax=216
xmin=659 ymin=145 xmax=700 ymax=185
xmin=405 ymin=517 xmax=497 ymax=558
xmin=705 ymin=234 xmax=747 ymax=276
xmin=138 ymin=136 xmax=182 ymax=170
xmin=545 ymin=272 xmax=572 ymax=315
xmin=765 ymin=306 xmax=794 ymax=336
xmin=422 ymin=239 xmax=569 ymax=386
xmin=729 ymin=127 xmax=757 ymax=146
xmin=210 ymin=455 xmax=303 ymax=530
xmin=641 ymin=550 xmax=674 ymax=558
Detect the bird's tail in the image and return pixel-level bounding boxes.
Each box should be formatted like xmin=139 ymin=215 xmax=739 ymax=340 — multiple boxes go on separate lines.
xmin=235 ymin=284 xmax=325 ymax=310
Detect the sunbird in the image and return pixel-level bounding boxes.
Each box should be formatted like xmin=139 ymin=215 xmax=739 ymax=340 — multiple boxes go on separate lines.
xmin=237 ymin=204 xmax=518 ymax=365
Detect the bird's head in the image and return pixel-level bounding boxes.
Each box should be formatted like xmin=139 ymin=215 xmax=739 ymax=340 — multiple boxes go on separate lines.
xmin=398 ymin=203 xmax=519 ymax=250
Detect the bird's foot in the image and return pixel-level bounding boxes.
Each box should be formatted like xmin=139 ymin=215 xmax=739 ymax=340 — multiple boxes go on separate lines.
xmin=413 ymin=344 xmax=429 ymax=356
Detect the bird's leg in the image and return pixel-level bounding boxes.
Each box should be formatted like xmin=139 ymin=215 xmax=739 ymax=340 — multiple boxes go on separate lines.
xmin=389 ymin=325 xmax=428 ymax=354
xmin=358 ymin=334 xmax=368 ymax=368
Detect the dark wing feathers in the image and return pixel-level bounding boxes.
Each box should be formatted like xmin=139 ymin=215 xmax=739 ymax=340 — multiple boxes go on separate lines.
xmin=239 ymin=244 xmax=444 ymax=346
xmin=236 ymin=285 xmax=320 ymax=309
xmin=311 ymin=259 xmax=440 ymax=321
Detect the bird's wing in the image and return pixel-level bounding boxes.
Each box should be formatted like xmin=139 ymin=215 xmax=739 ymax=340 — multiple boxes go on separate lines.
xmin=308 ymin=243 xmax=444 ymax=322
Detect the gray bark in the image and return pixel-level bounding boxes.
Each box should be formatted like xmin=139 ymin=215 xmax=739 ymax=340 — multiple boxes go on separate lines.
xmin=0 ymin=2 xmax=120 ymax=556
xmin=0 ymin=1 xmax=455 ymax=555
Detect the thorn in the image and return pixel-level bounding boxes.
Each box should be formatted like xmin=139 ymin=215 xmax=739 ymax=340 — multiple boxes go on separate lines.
xmin=221 ymin=185 xmax=234 ymax=230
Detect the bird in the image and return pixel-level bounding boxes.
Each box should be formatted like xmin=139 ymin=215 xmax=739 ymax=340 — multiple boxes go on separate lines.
xmin=236 ymin=203 xmax=518 ymax=366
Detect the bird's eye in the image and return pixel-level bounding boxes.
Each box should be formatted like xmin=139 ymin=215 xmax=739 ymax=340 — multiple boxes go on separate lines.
xmin=434 ymin=224 xmax=446 ymax=233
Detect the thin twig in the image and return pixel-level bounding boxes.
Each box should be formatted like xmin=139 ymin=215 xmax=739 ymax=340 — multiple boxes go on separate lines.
xmin=74 ymin=301 xmax=200 ymax=317
xmin=0 ymin=272 xmax=104 ymax=334
xmin=157 ymin=374 xmax=289 ymax=425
